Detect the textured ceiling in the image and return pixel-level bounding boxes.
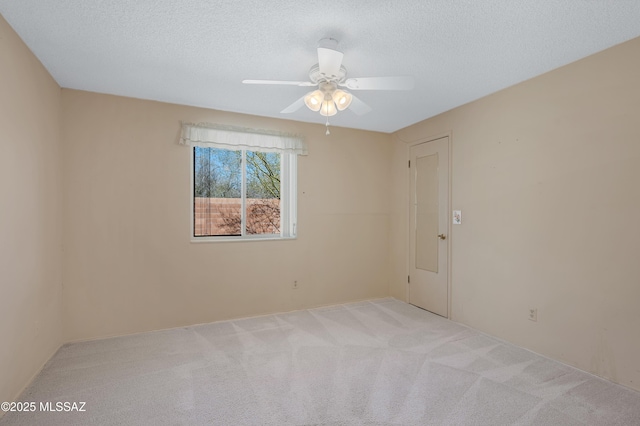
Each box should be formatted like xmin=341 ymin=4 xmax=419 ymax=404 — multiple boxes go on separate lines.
xmin=1 ymin=1 xmax=640 ymax=133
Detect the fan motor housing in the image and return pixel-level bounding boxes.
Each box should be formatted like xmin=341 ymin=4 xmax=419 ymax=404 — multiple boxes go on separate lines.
xmin=309 ymin=64 xmax=347 ymax=84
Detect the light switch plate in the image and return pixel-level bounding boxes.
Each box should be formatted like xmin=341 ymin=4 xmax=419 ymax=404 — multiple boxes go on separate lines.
xmin=453 ymin=210 xmax=462 ymax=225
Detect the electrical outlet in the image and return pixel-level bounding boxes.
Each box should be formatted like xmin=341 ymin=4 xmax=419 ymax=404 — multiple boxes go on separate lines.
xmin=292 ymin=280 xmax=299 ymax=290
xmin=528 ymin=308 xmax=538 ymax=322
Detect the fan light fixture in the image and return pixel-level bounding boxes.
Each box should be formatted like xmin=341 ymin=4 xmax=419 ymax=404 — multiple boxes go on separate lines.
xmin=303 ymin=83 xmax=352 ymax=118
xmin=332 ymin=89 xmax=352 ymax=111
xmin=319 ymin=99 xmax=337 ymax=117
xmin=303 ymin=90 xmax=323 ymax=112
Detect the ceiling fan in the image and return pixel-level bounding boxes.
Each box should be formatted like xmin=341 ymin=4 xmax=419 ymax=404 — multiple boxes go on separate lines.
xmin=242 ymin=38 xmax=414 ymax=134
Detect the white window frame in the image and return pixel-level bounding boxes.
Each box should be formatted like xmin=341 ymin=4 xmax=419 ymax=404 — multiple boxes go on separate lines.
xmin=190 ymin=142 xmax=297 ymax=243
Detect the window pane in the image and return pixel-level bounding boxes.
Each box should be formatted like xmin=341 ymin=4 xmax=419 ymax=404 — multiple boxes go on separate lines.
xmin=193 ymin=147 xmax=242 ymax=236
xmin=246 ymin=151 xmax=281 ymax=235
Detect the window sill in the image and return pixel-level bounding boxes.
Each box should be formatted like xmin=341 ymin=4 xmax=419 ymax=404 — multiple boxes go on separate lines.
xmin=190 ymin=235 xmax=297 ymax=244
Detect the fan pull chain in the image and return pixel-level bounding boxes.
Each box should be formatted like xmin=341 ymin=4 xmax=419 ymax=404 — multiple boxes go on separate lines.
xmin=325 ymin=101 xmax=330 ymax=135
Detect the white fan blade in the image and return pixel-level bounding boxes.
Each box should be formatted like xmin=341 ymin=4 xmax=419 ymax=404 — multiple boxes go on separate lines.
xmin=317 ymin=47 xmax=344 ymax=79
xmin=280 ymin=95 xmax=306 ymax=114
xmin=243 ymin=79 xmax=316 ymax=87
xmin=348 ymin=95 xmax=372 ymax=116
xmin=342 ymin=76 xmax=415 ymax=91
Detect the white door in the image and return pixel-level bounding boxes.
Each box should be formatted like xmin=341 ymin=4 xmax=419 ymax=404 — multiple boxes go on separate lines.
xmin=409 ymin=137 xmax=449 ymax=317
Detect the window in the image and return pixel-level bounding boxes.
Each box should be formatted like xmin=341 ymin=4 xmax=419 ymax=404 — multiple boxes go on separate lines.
xmin=192 ymin=146 xmax=296 ymax=240
xmin=181 ymin=122 xmax=306 ymax=242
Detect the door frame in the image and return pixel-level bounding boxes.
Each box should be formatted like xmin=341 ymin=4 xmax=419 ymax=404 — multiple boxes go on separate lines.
xmin=405 ymin=132 xmax=453 ymax=319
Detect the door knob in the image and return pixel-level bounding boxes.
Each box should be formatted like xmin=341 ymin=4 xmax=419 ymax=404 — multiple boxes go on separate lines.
xmin=438 ymin=234 xmax=446 ymax=240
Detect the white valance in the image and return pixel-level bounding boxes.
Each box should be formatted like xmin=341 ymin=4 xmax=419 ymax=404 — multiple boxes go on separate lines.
xmin=179 ymin=122 xmax=308 ymax=155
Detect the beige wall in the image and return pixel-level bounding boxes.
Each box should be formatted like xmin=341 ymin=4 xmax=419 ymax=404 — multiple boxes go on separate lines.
xmin=61 ymin=90 xmax=391 ymax=342
xmin=0 ymin=15 xmax=63 ymax=409
xmin=391 ymin=37 xmax=640 ymax=391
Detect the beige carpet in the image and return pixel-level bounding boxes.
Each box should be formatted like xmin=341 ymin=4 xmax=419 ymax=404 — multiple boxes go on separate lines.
xmin=1 ymin=298 xmax=639 ymax=425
